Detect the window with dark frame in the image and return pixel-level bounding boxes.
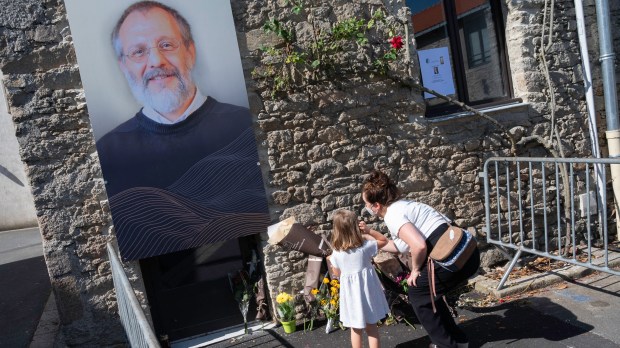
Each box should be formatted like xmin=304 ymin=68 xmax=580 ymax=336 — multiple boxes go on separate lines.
xmin=407 ymin=0 xmax=515 ymax=117
xmin=462 ymin=11 xmax=490 ymax=69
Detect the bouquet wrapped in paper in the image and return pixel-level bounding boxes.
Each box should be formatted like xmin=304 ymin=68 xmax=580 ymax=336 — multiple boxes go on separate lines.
xmin=267 ymin=217 xmax=332 ymax=257
xmin=268 ymin=216 xmax=335 ymax=329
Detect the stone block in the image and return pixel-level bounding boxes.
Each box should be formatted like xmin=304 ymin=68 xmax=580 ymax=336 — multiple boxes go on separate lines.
xmin=373 ymin=250 xmax=405 ymax=280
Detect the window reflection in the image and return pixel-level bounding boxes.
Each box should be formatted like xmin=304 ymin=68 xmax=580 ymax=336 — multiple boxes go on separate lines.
xmin=409 ymin=0 xmax=510 ymax=114
xmin=457 ymin=0 xmax=506 ymax=103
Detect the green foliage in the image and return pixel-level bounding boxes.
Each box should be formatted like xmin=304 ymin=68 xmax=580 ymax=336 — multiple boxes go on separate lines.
xmin=372 ymin=8 xmax=387 ymax=23
xmin=383 ymin=48 xmax=398 ymax=61
xmin=332 ymin=18 xmax=368 ymax=45
xmin=373 ymin=57 xmax=389 ymax=75
xmin=285 ymin=50 xmax=306 ymax=64
xmin=263 ymin=19 xmax=294 ymax=43
xmin=254 ymin=3 xmax=406 ymax=97
xmin=285 ymin=0 xmax=304 ymax=15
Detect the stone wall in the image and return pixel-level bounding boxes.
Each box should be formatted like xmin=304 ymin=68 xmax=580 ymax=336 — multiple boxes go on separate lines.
xmin=506 ymin=0 xmax=592 ymax=156
xmin=233 ymin=0 xmax=425 ymax=313
xmin=507 ymin=0 xmax=620 ymax=157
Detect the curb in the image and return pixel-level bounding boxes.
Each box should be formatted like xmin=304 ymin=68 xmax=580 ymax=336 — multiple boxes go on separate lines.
xmin=469 ymin=247 xmax=620 ymax=298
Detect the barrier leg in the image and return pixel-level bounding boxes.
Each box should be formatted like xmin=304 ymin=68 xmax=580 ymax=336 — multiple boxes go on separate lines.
xmin=497 ymin=249 xmax=522 ymax=290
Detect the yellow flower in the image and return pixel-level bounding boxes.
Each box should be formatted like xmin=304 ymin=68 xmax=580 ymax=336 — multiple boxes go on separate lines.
xmin=330 ymin=299 xmax=337 ymax=306
xmin=330 ymin=279 xmax=339 ymax=287
xmin=323 ymin=278 xmax=330 ymax=284
xmin=275 ymin=292 xmax=295 ymax=322
xmin=276 ymin=292 xmax=291 ymax=304
xmin=320 ymin=299 xmax=327 ymax=306
xmin=311 ymin=288 xmax=319 ymax=295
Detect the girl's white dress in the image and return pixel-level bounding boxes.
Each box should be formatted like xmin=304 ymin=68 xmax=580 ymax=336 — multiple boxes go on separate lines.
xmin=329 ymin=240 xmax=390 ymax=329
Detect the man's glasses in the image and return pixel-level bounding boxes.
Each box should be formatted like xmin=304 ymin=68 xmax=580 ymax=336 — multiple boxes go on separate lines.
xmin=123 ymin=39 xmax=181 ymax=63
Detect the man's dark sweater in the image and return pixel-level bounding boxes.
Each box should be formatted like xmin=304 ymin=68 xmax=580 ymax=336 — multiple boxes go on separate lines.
xmin=96 ymin=97 xmax=269 ymax=260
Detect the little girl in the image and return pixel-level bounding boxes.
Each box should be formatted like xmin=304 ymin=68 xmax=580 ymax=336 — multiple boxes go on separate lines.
xmin=328 ymin=209 xmax=390 ymax=348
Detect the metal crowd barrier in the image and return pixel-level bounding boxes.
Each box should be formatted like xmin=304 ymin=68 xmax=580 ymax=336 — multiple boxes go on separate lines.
xmin=107 ymin=243 xmax=160 ymax=348
xmin=481 ymin=157 xmax=620 ymax=290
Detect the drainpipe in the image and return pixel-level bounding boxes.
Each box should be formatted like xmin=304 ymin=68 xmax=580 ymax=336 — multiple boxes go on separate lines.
xmin=575 ymin=0 xmax=601 ymax=159
xmin=574 ymin=0 xmax=605 ymax=237
xmin=595 ymin=0 xmax=620 ymax=240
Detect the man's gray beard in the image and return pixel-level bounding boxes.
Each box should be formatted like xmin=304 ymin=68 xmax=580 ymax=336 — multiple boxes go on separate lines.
xmin=124 ymin=66 xmax=195 ymax=116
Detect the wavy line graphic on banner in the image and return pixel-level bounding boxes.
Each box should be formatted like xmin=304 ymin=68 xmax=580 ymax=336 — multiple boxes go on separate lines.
xmin=109 ymin=129 xmax=269 ymax=260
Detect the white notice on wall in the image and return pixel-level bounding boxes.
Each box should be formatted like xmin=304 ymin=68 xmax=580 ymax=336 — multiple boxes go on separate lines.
xmin=418 ymin=47 xmax=456 ymax=99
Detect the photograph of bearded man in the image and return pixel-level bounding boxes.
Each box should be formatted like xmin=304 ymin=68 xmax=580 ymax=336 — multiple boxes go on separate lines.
xmin=66 ymin=0 xmax=269 ymax=260
xmin=113 ymin=4 xmax=197 ymax=123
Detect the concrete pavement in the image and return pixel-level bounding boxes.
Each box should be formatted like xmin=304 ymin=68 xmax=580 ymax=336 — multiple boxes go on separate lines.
xmin=203 ymin=269 xmax=620 ymax=348
xmin=199 ymin=247 xmax=620 ymax=347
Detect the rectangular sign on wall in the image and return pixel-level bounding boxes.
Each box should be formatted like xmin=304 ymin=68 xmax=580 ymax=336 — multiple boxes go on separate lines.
xmin=418 ymin=46 xmax=456 ymax=99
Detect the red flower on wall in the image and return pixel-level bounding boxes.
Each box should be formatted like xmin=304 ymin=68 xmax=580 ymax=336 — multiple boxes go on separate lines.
xmin=389 ymin=36 xmax=404 ymax=50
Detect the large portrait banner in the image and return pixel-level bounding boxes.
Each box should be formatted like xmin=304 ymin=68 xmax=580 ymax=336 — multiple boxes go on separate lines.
xmin=65 ymin=0 xmax=270 ymax=260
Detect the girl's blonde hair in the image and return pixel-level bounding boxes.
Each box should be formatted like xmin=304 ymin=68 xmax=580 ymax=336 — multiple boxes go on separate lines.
xmin=331 ymin=209 xmax=364 ymax=251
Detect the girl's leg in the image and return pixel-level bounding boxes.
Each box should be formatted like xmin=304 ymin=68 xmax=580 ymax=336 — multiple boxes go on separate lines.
xmin=365 ymin=323 xmax=381 ymax=348
xmin=350 ymin=327 xmax=363 ymax=348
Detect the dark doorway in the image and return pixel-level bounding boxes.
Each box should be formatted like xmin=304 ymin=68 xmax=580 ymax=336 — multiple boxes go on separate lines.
xmin=140 ymin=235 xmax=261 ymax=342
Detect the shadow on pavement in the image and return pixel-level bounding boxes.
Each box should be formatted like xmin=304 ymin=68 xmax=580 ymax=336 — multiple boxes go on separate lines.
xmin=569 ymin=274 xmax=620 ymax=297
xmin=464 ymin=297 xmax=592 ymax=345
xmin=183 ymin=295 xmax=612 ymax=347
xmin=396 ymin=297 xmax=594 ymax=348
xmin=0 ymin=256 xmax=51 ymax=348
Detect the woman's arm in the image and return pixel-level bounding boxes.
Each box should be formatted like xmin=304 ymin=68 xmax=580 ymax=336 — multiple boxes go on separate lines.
xmin=397 ymin=222 xmax=427 ymax=287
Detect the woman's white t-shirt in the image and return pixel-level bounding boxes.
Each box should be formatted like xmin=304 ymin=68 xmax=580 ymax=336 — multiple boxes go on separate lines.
xmin=384 ymin=200 xmax=449 ymax=253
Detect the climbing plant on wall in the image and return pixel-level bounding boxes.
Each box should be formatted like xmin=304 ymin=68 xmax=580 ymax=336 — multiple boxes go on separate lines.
xmin=252 ymin=2 xmax=408 ymax=96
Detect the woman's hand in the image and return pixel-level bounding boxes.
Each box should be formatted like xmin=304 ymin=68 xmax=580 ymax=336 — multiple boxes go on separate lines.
xmin=358 ymin=220 xmax=371 ymax=234
xmin=407 ymin=269 xmax=421 ymax=287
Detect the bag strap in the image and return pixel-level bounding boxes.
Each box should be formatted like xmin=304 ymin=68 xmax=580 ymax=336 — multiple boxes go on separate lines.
xmin=427 ymin=221 xmax=460 ymax=314
xmin=427 ymin=258 xmax=458 ymax=317
xmin=427 ymin=256 xmax=438 ymax=313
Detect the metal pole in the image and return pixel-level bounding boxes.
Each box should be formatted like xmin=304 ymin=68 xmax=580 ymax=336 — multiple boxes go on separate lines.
xmin=596 ymin=0 xmax=620 ymax=240
xmin=595 ymin=0 xmax=619 ymax=132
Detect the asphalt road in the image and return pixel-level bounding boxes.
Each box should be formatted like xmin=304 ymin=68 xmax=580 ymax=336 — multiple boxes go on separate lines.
xmin=0 ymin=227 xmax=50 ymax=348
